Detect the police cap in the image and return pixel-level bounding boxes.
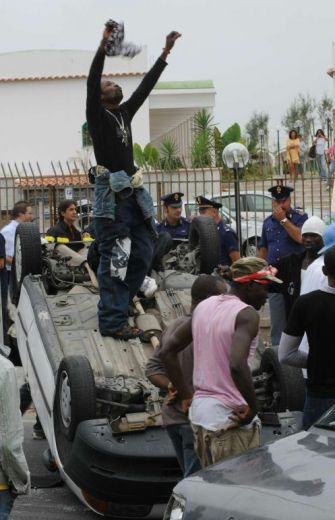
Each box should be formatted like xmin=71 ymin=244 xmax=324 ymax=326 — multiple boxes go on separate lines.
xmin=161 ymin=192 xmax=184 ymax=208
xmin=268 ymin=185 xmax=294 ymax=200
xmin=196 ymin=195 xmax=222 ymax=209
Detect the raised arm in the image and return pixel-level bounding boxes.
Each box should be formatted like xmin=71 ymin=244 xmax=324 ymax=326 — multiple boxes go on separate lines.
xmin=124 ymin=31 xmax=181 ymax=119
xmin=86 ymin=21 xmax=118 ymax=127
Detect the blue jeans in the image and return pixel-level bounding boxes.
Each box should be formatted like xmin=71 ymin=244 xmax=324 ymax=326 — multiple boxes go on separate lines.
xmin=268 ymin=292 xmax=287 ymax=346
xmin=94 ymin=196 xmax=153 ymax=334
xmin=303 ymin=394 xmax=335 ymax=430
xmin=316 ymin=154 xmax=328 ymax=179
xmin=0 ymin=490 xmax=15 ymax=520
xmin=166 ymin=423 xmax=201 ymax=477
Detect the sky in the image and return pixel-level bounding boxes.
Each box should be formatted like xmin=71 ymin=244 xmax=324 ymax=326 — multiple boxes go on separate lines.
xmin=1 ymin=0 xmax=334 ymax=148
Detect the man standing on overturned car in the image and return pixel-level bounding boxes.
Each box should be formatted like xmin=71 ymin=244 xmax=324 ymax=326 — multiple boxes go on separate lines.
xmin=160 ymin=258 xmax=283 ymax=468
xmin=86 ymin=20 xmax=181 ymax=340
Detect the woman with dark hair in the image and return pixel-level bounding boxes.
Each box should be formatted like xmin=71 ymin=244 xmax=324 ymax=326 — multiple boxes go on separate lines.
xmin=313 ymin=129 xmax=328 ymax=181
xmin=46 ymin=199 xmax=82 ymax=252
xmin=286 ymin=129 xmax=301 ymax=179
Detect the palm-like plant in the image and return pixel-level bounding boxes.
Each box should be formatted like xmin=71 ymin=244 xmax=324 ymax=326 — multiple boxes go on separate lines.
xmin=191 ymin=109 xmax=215 ymax=168
xmin=159 ymin=137 xmax=183 ymax=169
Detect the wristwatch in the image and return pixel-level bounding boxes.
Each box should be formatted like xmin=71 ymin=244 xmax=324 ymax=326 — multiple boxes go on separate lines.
xmin=280 ymin=217 xmax=288 ymax=225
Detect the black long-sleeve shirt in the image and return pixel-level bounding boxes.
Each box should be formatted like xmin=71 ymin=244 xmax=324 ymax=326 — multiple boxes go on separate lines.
xmin=86 ymin=49 xmax=167 ymax=175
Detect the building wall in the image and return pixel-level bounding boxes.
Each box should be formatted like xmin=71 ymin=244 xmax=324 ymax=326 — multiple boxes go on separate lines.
xmin=0 ymin=76 xmax=149 ymax=169
xmin=0 ymin=49 xmax=150 ymax=168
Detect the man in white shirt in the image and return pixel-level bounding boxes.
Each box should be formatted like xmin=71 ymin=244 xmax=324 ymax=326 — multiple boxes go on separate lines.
xmin=1 ymin=201 xmax=34 ymax=274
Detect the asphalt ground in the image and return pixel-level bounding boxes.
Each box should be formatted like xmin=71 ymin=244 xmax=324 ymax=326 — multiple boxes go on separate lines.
xmin=11 ymin=414 xmax=99 ymax=519
xmin=11 ymin=411 xmax=165 ymax=519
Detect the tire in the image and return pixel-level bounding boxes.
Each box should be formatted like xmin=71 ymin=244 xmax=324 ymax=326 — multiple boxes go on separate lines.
xmin=54 ymin=355 xmax=96 ymax=441
xmin=242 ymin=236 xmax=259 ymax=257
xmin=188 ymin=216 xmax=221 ymax=274
xmin=10 ymin=223 xmax=42 ymax=304
xmin=260 ymin=346 xmax=306 ymax=412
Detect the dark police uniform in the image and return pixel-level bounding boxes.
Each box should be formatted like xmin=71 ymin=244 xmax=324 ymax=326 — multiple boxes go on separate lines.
xmin=46 ymin=220 xmax=83 ymax=252
xmin=258 ymin=185 xmax=308 ymax=264
xmin=156 ymin=192 xmax=190 ymax=240
xmin=259 ymin=184 xmax=308 ymax=347
xmin=196 ymin=196 xmax=239 ymax=265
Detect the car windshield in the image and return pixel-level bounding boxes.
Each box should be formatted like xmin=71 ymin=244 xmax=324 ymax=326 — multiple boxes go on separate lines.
xmin=314 ymin=405 xmax=335 ymax=431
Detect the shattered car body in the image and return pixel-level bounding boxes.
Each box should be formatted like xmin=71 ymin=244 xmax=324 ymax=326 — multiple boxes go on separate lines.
xmin=164 ymin=409 xmax=335 ymax=520
xmin=11 ymin=217 xmax=306 ymax=517
xmin=11 ymin=217 xmax=219 ymax=517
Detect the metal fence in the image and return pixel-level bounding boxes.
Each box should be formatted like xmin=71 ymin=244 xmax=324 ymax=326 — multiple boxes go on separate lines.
xmin=0 ymin=160 xmax=334 ymax=241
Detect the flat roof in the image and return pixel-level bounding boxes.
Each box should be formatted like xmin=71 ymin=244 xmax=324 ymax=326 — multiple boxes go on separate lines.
xmin=154 ymin=80 xmax=214 ymax=90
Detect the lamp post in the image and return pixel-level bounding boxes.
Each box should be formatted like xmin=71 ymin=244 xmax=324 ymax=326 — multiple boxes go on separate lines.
xmin=222 ymin=143 xmax=250 ymax=253
xmin=258 ymin=129 xmax=265 ymax=176
xmin=276 ymin=126 xmax=281 ymax=175
xmin=245 ymin=133 xmax=251 ymax=148
xmin=294 ymin=119 xmax=302 ymax=135
xmin=325 ymin=110 xmax=332 ymax=143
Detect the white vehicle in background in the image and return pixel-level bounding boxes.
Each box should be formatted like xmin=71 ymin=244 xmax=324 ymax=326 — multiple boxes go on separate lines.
xmin=184 ymin=191 xmax=273 ymax=256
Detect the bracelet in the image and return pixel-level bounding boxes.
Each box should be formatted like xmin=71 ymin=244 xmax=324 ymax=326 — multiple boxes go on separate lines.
xmin=162 ymin=47 xmax=171 ymax=54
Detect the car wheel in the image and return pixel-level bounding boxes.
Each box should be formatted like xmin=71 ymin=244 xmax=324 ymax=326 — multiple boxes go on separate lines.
xmin=242 ymin=237 xmax=258 ymax=257
xmin=10 ymin=223 xmax=42 ymax=304
xmin=188 ymin=216 xmax=221 ymax=274
xmin=55 ymin=355 xmax=96 ymax=441
xmin=259 ymin=346 xmax=306 ymax=412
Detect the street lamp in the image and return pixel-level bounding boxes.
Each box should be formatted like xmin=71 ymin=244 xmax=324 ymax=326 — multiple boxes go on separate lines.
xmin=258 ymin=129 xmax=265 ymax=176
xmin=325 ymin=110 xmax=333 ymax=142
xmin=294 ymin=119 xmax=302 ymax=135
xmin=276 ymin=126 xmax=281 ymax=175
xmin=222 ymin=143 xmax=250 ymax=253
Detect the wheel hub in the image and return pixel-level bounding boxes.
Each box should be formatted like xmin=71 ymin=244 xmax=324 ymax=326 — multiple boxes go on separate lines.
xmin=60 ymin=371 xmax=72 ymax=428
xmin=15 ymin=236 xmax=22 ymax=283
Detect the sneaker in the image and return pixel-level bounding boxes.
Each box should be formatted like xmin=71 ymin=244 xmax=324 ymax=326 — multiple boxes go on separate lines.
xmin=140 ymin=276 xmax=158 ymax=298
xmin=33 ymin=421 xmax=46 ymax=440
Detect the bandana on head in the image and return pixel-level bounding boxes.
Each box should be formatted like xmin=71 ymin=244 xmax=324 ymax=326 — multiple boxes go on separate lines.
xmin=233 ymin=265 xmax=279 ymax=284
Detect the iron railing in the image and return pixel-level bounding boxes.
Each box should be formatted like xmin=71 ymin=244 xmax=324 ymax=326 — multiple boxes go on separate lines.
xmin=0 ymin=160 xmax=333 ymax=243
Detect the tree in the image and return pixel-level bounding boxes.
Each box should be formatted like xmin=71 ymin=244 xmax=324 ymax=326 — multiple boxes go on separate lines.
xmin=133 ymin=143 xmax=159 ymax=169
xmin=221 ymin=123 xmax=241 ymax=148
xmin=191 ymin=109 xmax=215 ymax=168
xmin=281 ymin=93 xmax=316 ymax=139
xmin=317 ymin=94 xmax=332 ymax=131
xmin=159 ymin=137 xmax=183 ymax=170
xmin=245 ymin=112 xmax=269 ymax=152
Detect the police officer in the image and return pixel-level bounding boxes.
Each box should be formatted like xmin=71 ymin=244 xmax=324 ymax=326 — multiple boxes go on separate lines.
xmin=157 ymin=192 xmax=190 ymax=240
xmin=150 ymin=193 xmax=190 ymax=272
xmin=258 ymin=185 xmax=308 ymax=345
xmin=196 ymin=196 xmax=240 ymax=264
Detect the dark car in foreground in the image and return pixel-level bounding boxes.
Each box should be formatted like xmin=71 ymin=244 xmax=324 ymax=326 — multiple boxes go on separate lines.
xmin=164 ymin=408 xmax=335 ymax=520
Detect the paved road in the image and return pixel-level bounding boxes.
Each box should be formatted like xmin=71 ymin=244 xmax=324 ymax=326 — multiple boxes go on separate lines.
xmin=11 ymin=415 xmax=165 ymax=520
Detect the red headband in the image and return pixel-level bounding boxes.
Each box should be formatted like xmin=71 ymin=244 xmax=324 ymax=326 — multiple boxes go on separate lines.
xmin=233 ymin=266 xmax=278 ymax=284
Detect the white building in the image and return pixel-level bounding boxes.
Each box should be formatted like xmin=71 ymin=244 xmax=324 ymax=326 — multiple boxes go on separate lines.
xmin=0 ymin=49 xmax=215 ymax=169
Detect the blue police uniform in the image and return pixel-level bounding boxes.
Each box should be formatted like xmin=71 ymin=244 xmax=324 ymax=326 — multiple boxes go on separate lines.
xmin=217 ymin=220 xmax=239 ymax=265
xmin=156 ymin=217 xmax=190 ymax=240
xmin=259 ymin=208 xmax=308 ymax=264
xmin=195 ymin=195 xmax=239 ymax=264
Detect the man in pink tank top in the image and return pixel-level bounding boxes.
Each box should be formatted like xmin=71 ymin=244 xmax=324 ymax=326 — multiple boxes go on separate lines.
xmin=160 ymin=257 xmax=282 ymax=467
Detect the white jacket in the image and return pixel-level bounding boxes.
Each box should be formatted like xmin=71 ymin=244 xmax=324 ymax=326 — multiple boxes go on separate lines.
xmin=0 ymin=355 xmax=30 ymax=494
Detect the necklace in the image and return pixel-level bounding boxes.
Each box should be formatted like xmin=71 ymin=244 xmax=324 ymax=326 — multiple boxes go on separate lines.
xmin=106 ymin=109 xmax=129 ymax=146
